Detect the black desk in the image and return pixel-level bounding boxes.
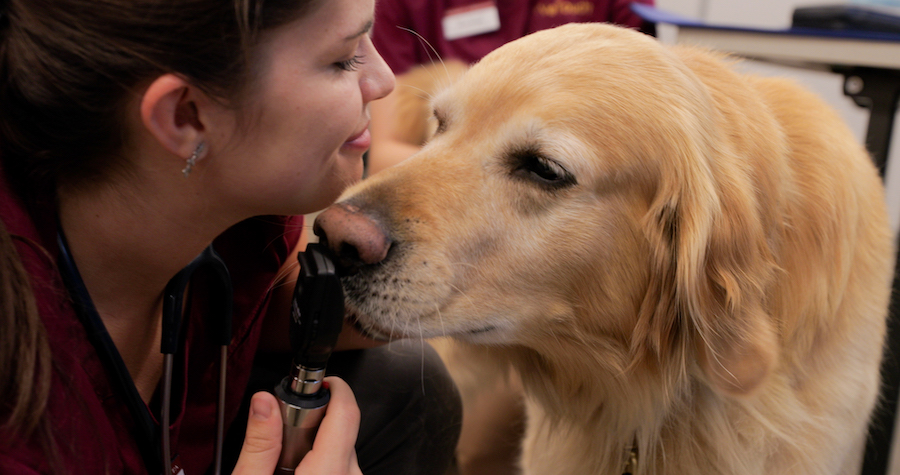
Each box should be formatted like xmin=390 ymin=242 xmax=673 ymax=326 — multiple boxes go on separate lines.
xmin=634 ymin=5 xmax=900 ymax=474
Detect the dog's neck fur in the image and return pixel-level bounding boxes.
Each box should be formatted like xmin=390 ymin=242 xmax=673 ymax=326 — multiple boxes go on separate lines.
xmin=494 ymin=344 xmax=815 ymax=475
xmin=502 ymin=345 xmax=673 ymax=474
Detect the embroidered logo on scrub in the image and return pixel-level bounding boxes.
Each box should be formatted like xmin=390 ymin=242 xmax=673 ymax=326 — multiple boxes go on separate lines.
xmin=534 ymin=0 xmax=596 ymax=17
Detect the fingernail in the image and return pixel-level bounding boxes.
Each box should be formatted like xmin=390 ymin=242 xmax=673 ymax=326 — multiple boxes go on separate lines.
xmin=251 ymin=394 xmax=272 ymax=420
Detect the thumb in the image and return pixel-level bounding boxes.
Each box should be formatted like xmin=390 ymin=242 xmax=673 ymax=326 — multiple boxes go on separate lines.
xmin=232 ymin=391 xmax=283 ymax=475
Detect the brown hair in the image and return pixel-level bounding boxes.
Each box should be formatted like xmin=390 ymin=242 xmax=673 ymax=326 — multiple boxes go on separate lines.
xmin=0 ymin=0 xmax=320 ymax=454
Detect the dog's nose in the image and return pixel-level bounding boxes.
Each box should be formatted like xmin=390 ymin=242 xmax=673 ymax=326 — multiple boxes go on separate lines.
xmin=313 ymin=202 xmax=392 ymax=272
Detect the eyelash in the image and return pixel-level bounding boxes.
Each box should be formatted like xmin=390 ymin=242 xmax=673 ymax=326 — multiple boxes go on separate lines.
xmin=336 ymin=54 xmax=365 ymax=71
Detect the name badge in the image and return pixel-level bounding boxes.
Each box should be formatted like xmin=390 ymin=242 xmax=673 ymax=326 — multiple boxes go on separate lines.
xmin=170 ymin=455 xmax=186 ymax=475
xmin=442 ymin=1 xmax=501 ymax=41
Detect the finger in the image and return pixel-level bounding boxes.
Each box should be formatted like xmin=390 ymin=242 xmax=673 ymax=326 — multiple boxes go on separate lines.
xmin=299 ymin=377 xmax=360 ymax=469
xmin=350 ymin=449 xmax=363 ymax=475
xmin=232 ymin=391 xmax=283 ymax=475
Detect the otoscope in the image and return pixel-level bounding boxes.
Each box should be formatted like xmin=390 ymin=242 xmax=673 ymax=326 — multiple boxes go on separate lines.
xmin=274 ymin=243 xmax=345 ymax=472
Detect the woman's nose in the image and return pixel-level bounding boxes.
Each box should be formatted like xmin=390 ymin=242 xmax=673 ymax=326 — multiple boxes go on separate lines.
xmin=362 ymin=39 xmax=395 ymax=103
xmin=313 ymin=202 xmax=392 ymax=273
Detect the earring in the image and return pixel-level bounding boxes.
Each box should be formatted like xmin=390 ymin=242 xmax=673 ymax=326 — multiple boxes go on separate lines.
xmin=182 ymin=142 xmax=207 ymax=178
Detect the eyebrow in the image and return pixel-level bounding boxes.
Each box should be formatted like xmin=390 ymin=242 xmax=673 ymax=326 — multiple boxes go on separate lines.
xmin=345 ymin=19 xmax=374 ymax=41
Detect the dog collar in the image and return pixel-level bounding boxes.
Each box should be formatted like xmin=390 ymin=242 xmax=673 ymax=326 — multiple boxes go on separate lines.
xmin=622 ymin=443 xmax=638 ymax=475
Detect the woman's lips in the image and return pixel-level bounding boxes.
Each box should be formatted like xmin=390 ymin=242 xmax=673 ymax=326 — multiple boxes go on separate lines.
xmin=344 ymin=126 xmax=371 ymax=150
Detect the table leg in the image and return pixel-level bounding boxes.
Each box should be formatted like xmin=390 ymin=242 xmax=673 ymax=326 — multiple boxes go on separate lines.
xmin=839 ymin=66 xmax=900 ymax=475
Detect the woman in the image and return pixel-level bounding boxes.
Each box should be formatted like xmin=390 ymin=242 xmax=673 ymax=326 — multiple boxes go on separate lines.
xmin=0 ymin=0 xmax=460 ymax=473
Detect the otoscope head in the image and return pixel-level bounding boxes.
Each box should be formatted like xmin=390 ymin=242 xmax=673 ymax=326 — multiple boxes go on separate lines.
xmin=289 ymin=243 xmax=345 ymax=371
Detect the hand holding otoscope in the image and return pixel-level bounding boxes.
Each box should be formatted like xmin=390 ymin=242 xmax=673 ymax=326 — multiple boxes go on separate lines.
xmin=274 ymin=243 xmax=346 ymax=472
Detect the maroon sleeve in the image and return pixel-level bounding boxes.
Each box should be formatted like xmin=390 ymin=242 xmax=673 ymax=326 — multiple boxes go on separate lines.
xmin=0 ymin=456 xmax=44 ymax=475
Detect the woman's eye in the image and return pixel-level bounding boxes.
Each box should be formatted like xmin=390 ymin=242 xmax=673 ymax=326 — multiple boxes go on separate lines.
xmin=336 ymin=54 xmax=365 ymax=72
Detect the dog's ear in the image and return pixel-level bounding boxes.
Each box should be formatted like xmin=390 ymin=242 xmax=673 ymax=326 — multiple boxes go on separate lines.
xmin=639 ymin=150 xmax=779 ymax=398
xmin=683 ymin=179 xmax=779 ymax=397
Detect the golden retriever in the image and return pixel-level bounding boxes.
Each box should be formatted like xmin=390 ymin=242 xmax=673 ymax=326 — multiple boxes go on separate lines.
xmin=315 ymin=23 xmax=895 ymax=474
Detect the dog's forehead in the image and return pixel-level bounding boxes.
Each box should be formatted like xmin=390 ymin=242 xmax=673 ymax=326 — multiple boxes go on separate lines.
xmin=428 ymin=23 xmax=717 ymax=184
xmin=474 ymin=23 xmax=664 ymax=79
xmin=438 ymin=23 xmax=682 ymax=123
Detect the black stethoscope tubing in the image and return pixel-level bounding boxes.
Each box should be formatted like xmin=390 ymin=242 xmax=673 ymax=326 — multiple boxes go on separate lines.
xmin=57 ymin=231 xmax=233 ymax=475
xmin=162 ymin=245 xmax=233 ymax=475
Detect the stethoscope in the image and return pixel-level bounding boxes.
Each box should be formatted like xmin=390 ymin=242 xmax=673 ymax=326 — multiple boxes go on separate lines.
xmin=57 ymin=231 xmax=234 ymax=475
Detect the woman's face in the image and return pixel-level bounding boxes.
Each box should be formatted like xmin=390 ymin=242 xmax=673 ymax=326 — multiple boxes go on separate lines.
xmin=209 ymin=0 xmax=394 ymax=217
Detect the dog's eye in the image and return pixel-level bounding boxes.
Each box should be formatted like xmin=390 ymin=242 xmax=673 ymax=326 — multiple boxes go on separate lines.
xmin=433 ymin=110 xmax=447 ymax=135
xmin=510 ymin=149 xmax=575 ymax=188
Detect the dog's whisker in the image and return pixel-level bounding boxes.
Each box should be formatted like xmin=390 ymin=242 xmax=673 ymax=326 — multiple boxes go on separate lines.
xmin=449 ymin=261 xmax=478 ymax=269
xmin=396 ymin=84 xmax=434 ymax=102
xmin=418 ymin=317 xmax=427 ymax=395
xmin=445 ymin=278 xmax=476 ymax=310
xmin=266 ymin=279 xmax=293 ymax=295
xmin=435 ymin=303 xmax=447 ymax=338
xmin=389 ymin=315 xmax=401 ymax=346
xmin=396 ymin=26 xmax=451 ymax=83
xmin=265 ymin=259 xmax=300 ymax=294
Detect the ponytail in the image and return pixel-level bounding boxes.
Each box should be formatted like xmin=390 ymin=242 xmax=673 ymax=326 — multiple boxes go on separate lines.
xmin=0 ymin=219 xmax=52 ymax=441
xmin=0 ymin=2 xmax=56 ymax=452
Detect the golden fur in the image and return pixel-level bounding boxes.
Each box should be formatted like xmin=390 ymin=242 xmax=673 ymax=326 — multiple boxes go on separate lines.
xmin=390 ymin=59 xmax=469 ymax=147
xmin=319 ymin=24 xmax=895 ymax=474
xmin=386 ymin=57 xmax=525 ymax=475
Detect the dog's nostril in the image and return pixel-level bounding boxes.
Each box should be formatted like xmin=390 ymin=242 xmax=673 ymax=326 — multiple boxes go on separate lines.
xmin=335 ymin=242 xmax=364 ymax=276
xmin=338 ymin=242 xmax=361 ymax=262
xmin=312 ymin=220 xmax=327 ymax=243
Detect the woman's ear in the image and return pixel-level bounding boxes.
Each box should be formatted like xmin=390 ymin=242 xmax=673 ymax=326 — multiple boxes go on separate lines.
xmin=140 ymin=74 xmax=206 ymax=159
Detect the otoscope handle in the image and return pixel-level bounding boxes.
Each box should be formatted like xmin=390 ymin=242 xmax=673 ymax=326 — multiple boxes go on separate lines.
xmin=274 ymin=376 xmax=331 ymax=472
